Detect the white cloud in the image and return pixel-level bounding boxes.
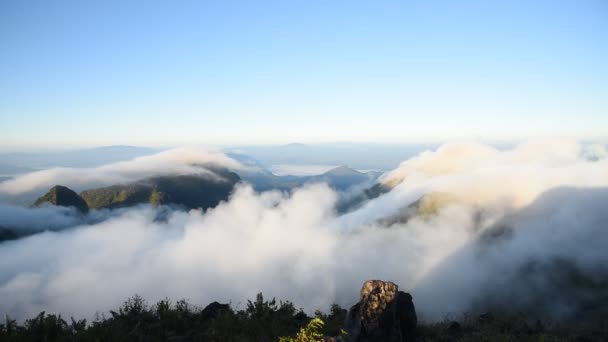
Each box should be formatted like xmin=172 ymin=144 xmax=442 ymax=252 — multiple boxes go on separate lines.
xmin=0 ymin=140 xmax=607 ymax=322
xmin=0 ymin=147 xmax=249 ymax=201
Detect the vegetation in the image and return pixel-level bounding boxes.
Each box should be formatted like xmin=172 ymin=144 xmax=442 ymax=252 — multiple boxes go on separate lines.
xmin=410 ymin=192 xmax=457 ymax=218
xmin=29 ymin=167 xmax=241 ymax=213
xmin=79 ymin=171 xmax=240 ymax=210
xmin=80 ymin=184 xmax=150 ymax=209
xmin=34 ymin=185 xmax=90 ymax=213
xmin=417 ymin=312 xmax=608 ymax=342
xmin=2 ymin=295 xmax=608 ymax=341
xmin=279 ymin=318 xmax=324 ymax=342
xmin=0 ymin=293 xmax=310 ymax=342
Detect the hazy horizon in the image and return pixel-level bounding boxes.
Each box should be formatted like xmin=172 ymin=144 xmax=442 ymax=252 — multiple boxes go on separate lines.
xmin=2 ymin=0 xmax=607 ymax=149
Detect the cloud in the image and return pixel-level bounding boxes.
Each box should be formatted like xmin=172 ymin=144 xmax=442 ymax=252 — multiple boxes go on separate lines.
xmin=0 ymin=205 xmax=82 ymax=232
xmin=0 ymin=140 xmax=607 ymax=322
xmin=0 ymin=204 xmax=155 ymax=235
xmin=0 ymin=184 xmax=340 ymax=320
xmin=413 ymin=187 xmax=608 ymax=320
xmin=0 ymin=147 xmax=249 ymax=203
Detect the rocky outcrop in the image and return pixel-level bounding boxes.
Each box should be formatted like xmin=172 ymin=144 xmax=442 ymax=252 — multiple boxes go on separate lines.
xmin=345 ymin=280 xmax=417 ymax=342
xmin=33 ymin=185 xmax=89 ymax=213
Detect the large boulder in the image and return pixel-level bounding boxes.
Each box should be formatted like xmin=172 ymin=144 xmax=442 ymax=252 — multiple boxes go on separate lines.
xmin=345 ymin=280 xmax=417 ymax=342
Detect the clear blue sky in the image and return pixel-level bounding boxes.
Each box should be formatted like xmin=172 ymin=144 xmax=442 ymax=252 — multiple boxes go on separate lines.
xmin=1 ymin=0 xmax=607 ymax=150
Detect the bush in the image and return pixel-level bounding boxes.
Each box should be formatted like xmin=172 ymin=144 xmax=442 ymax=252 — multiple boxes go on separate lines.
xmin=279 ymin=317 xmax=325 ymax=342
xmin=3 ymin=295 xmax=608 ymax=342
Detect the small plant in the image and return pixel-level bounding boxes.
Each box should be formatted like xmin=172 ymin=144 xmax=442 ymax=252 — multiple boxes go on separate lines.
xmin=279 ymin=317 xmax=325 ymax=342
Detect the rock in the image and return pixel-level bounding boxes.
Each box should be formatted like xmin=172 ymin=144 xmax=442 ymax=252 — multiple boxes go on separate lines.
xmin=34 ymin=185 xmax=89 ymax=213
xmin=345 ymin=302 xmax=362 ymax=340
xmin=345 ymin=280 xmax=417 ymax=342
xmin=395 ymin=291 xmax=417 ymax=341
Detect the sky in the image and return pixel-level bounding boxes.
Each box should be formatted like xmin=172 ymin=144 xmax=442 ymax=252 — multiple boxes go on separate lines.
xmin=1 ymin=0 xmax=607 ymax=150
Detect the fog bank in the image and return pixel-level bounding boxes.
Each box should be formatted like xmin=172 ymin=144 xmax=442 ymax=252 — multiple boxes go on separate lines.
xmin=1 ymin=140 xmax=607 ymax=322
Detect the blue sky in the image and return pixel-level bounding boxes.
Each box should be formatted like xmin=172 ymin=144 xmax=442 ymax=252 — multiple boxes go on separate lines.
xmin=1 ymin=0 xmax=607 ymax=150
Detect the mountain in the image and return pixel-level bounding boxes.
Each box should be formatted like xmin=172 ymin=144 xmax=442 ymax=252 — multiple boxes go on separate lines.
xmin=0 ymin=226 xmax=18 ymax=242
xmin=280 ymin=143 xmax=307 ymax=148
xmin=320 ymin=165 xmax=361 ymax=177
xmin=236 ymin=164 xmax=381 ymax=192
xmin=307 ymin=165 xmax=380 ymax=190
xmin=225 ymin=152 xmax=271 ymax=173
xmin=336 ymin=181 xmax=393 ymax=213
xmin=33 ymin=185 xmax=90 ymax=213
xmin=80 ymin=169 xmax=240 ymax=210
xmin=376 ymin=192 xmax=459 ymax=226
xmin=226 ymin=152 xmax=307 ymax=191
xmin=230 ymin=143 xmax=435 ymax=170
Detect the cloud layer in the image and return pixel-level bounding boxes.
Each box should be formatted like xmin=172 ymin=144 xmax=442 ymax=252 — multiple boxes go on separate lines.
xmin=0 ymin=147 xmax=247 ymax=203
xmin=1 ymin=140 xmax=607 ymax=322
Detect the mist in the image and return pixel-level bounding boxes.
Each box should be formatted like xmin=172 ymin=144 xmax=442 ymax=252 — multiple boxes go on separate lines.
xmin=0 ymin=205 xmax=83 ymax=232
xmin=0 ymin=147 xmax=248 ymax=204
xmin=1 ymin=140 xmax=607 ymax=323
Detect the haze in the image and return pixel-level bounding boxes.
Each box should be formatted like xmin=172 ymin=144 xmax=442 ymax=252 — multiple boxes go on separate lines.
xmin=1 ymin=0 xmax=607 ymax=150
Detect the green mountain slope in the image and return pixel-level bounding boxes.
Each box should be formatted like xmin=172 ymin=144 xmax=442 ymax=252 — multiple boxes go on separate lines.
xmin=80 ymin=170 xmax=240 ymax=210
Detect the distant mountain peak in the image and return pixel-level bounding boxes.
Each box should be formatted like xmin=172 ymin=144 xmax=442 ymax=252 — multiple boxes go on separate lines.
xmin=94 ymin=145 xmax=141 ymax=150
xmin=281 ymin=143 xmax=307 ymax=148
xmin=323 ymin=165 xmax=362 ymax=176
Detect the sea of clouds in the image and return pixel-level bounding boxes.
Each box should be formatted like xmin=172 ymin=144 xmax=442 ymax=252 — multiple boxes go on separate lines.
xmin=0 ymin=139 xmax=607 ymax=322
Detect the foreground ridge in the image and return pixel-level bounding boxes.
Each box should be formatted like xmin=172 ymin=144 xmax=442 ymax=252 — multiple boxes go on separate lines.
xmin=2 ymin=280 xmax=608 ymax=341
